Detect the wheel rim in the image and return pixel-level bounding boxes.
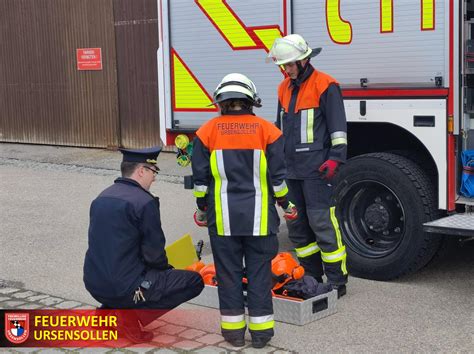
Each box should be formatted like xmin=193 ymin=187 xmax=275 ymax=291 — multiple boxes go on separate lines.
xmin=338 ymin=179 xmax=406 ymax=258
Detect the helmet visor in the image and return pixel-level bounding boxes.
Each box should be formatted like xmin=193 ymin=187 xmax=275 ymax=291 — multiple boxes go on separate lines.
xmin=213 ymin=92 xmax=251 ymax=104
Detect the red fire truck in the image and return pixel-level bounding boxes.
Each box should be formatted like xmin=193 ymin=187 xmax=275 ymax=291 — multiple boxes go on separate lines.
xmin=157 ymin=0 xmax=474 ymax=280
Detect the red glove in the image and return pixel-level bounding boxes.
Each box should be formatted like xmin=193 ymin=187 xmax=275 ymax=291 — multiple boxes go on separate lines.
xmin=193 ymin=208 xmax=207 ymax=227
xmin=276 ymin=197 xmax=298 ymax=220
xmin=318 ymin=160 xmax=340 ymax=180
xmin=282 ymin=202 xmax=298 ymax=221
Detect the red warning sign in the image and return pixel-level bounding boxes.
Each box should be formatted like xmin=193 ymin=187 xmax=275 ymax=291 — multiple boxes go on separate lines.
xmin=76 ymin=48 xmax=102 ymax=71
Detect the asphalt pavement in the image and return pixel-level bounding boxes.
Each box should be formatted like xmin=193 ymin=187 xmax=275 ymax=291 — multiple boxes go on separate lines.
xmin=0 ymin=142 xmax=473 ymax=353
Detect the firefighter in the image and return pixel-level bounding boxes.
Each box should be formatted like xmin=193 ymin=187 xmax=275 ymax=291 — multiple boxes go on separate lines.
xmin=191 ymin=73 xmax=297 ymax=349
xmin=268 ymin=34 xmax=348 ymax=297
xmin=84 ymin=147 xmax=204 ymax=343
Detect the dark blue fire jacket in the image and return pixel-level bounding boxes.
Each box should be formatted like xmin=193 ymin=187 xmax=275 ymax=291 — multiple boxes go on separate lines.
xmin=84 ymin=177 xmax=168 ymax=300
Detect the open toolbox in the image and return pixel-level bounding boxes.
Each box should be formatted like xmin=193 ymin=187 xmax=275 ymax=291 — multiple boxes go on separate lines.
xmin=189 ymin=285 xmax=337 ymax=326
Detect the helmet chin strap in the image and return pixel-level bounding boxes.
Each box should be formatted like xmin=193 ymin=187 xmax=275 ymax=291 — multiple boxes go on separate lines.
xmin=292 ymin=58 xmax=311 ymax=87
xmin=296 ymin=58 xmax=310 ymax=80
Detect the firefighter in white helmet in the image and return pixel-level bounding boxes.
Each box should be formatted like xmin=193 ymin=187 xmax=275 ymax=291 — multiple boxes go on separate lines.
xmin=191 ymin=73 xmax=296 ymax=349
xmin=268 ymin=34 xmax=349 ymax=297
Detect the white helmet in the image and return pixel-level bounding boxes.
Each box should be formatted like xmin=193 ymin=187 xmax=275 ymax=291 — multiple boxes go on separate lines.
xmin=268 ymin=34 xmax=321 ymax=65
xmin=213 ymin=73 xmax=262 ymax=107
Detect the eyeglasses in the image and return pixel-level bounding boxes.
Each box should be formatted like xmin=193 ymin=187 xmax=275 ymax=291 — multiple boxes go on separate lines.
xmin=143 ymin=166 xmax=160 ymax=175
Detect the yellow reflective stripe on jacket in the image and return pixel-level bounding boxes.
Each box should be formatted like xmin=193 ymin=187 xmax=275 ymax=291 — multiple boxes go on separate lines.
xmin=300 ymin=109 xmax=315 ymax=144
xmin=332 ymin=137 xmax=347 ymax=145
xmin=210 ymin=151 xmax=223 ymax=235
xmin=307 ymin=109 xmax=314 ymax=143
xmin=193 ymin=184 xmax=208 ymax=198
xmin=259 ymin=151 xmax=269 ymax=235
xmin=193 ymin=190 xmax=206 ymax=198
xmin=273 ymin=181 xmax=288 ymax=198
xmin=295 ymin=242 xmax=320 ymax=258
xmin=248 ymin=315 xmax=274 ymax=331
xmin=321 ymin=246 xmax=346 ymax=263
xmin=221 ymin=314 xmax=246 ymax=330
xmin=331 ymin=131 xmax=347 ymax=146
xmin=256 ymin=150 xmax=269 ymax=235
xmin=274 ymin=185 xmax=289 ymax=198
xmin=211 ymin=150 xmax=230 ymax=236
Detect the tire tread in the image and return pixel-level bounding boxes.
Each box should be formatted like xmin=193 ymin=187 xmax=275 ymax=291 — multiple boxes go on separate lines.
xmin=343 ymin=152 xmax=442 ymax=279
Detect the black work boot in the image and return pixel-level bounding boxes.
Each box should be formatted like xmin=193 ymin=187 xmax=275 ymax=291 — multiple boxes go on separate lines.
xmin=225 ymin=338 xmax=245 ymax=347
xmin=331 ymin=284 xmax=347 ymax=298
xmin=252 ymin=336 xmax=271 ymax=349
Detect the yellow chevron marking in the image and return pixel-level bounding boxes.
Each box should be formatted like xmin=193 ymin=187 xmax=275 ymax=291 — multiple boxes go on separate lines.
xmin=172 ymin=51 xmax=216 ymax=110
xmin=253 ymin=28 xmax=282 ymax=52
xmin=197 ymin=0 xmax=257 ymax=48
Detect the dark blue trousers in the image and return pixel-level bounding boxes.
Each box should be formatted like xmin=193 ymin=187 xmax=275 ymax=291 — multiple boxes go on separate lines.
xmin=210 ymin=235 xmax=278 ymax=341
xmin=93 ymin=269 xmax=204 ymax=325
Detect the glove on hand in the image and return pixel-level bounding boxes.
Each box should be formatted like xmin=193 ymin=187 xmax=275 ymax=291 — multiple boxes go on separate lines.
xmin=276 ymin=197 xmax=290 ymax=209
xmin=283 ymin=202 xmax=298 ymax=221
xmin=193 ymin=208 xmax=207 ymax=227
xmin=318 ymin=159 xmax=340 ymax=180
xmin=196 ymin=197 xmax=208 ymax=211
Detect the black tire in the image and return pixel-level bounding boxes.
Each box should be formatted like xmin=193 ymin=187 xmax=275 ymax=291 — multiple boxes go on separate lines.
xmin=386 ymin=149 xmax=438 ymax=187
xmin=334 ymin=152 xmax=442 ymax=280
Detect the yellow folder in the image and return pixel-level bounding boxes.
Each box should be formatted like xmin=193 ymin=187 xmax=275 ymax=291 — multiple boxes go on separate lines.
xmin=165 ymin=234 xmax=199 ymax=269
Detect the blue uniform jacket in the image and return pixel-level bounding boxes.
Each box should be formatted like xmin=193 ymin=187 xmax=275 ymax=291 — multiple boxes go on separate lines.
xmin=276 ymin=65 xmax=348 ymax=180
xmin=83 ymin=177 xmax=168 ymax=300
xmin=192 ymin=110 xmax=288 ymax=237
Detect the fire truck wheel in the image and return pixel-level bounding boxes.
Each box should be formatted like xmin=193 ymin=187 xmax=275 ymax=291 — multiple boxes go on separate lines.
xmin=334 ymin=152 xmax=442 ymax=280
